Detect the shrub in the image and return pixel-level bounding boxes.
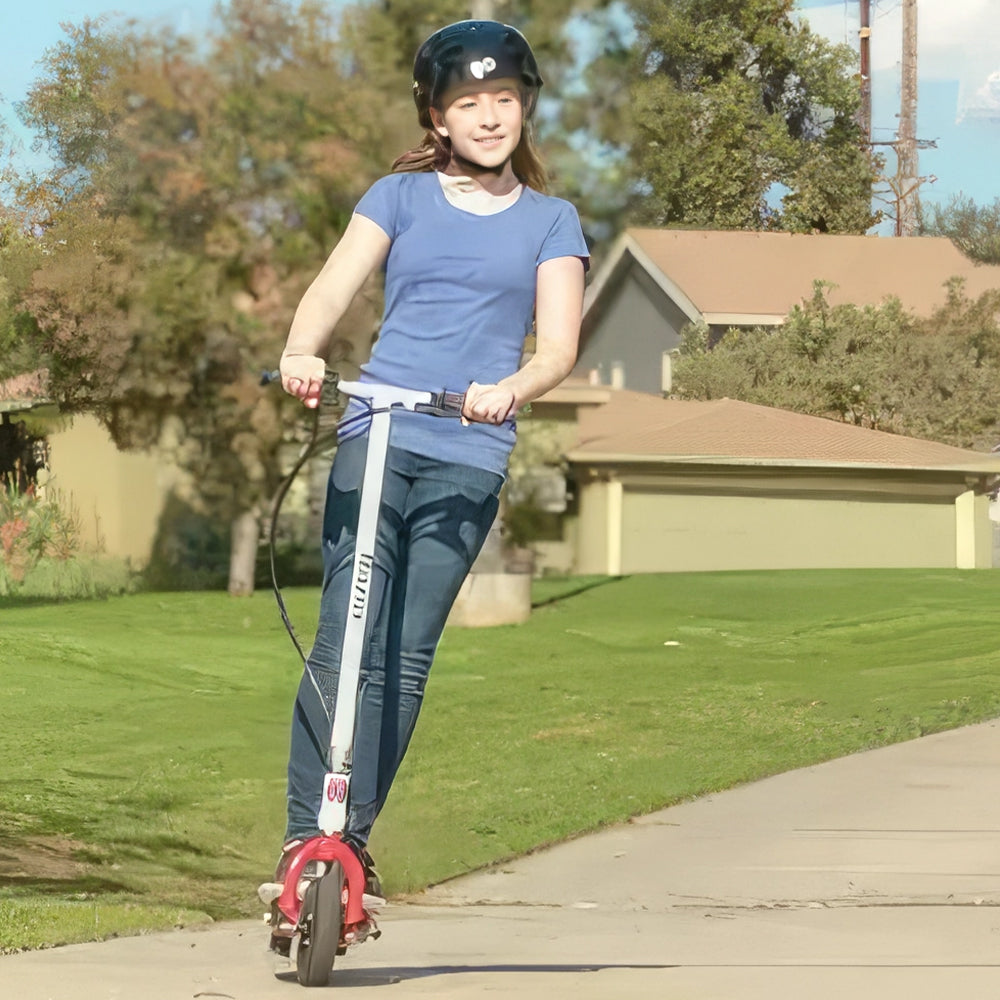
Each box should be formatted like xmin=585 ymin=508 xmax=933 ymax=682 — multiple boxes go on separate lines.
xmin=11 ymin=555 xmax=134 ymax=599
xmin=0 ymin=478 xmax=134 ymax=600
xmin=1 ymin=478 xmax=81 ymax=564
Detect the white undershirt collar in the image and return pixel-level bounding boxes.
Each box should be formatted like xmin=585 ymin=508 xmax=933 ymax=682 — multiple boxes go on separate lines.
xmin=436 ymin=171 xmax=523 ymax=216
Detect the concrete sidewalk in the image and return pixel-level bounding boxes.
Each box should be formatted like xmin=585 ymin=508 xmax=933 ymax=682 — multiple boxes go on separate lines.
xmin=5 ymin=719 xmax=1000 ymax=999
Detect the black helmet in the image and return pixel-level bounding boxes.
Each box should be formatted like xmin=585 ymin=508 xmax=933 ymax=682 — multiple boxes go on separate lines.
xmin=412 ymin=20 xmax=542 ymax=130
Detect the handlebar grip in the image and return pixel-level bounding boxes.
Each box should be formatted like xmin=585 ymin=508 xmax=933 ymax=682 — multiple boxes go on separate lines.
xmin=260 ymin=369 xmax=342 ymax=408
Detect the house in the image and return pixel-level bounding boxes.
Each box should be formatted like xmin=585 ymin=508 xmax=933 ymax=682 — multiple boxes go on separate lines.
xmin=580 ymin=230 xmax=1000 ymax=395
xmin=9 ymin=225 xmax=1000 ymax=580
xmin=0 ymin=373 xmax=170 ymax=565
xmin=528 ymin=386 xmax=1000 ymax=575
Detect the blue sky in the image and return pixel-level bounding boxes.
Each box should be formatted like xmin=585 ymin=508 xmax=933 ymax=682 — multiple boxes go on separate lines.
xmin=799 ymin=0 xmax=1000 ymax=221
xmin=2 ymin=1 xmax=998 ymax=225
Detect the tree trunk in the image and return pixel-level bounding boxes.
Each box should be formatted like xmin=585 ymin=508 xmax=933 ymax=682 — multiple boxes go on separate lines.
xmin=228 ymin=509 xmax=260 ymax=596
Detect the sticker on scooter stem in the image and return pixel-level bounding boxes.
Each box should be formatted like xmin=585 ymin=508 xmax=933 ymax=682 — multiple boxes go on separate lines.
xmin=324 ymin=773 xmax=348 ymax=803
xmin=318 ymin=772 xmax=350 ymax=835
xmin=351 ymin=553 xmax=374 ymax=620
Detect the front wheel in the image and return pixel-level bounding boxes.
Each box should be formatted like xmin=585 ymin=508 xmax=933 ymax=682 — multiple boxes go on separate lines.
xmin=296 ymin=861 xmax=345 ymax=987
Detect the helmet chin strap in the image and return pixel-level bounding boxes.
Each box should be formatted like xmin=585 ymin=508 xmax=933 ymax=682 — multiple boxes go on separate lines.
xmin=447 ymin=148 xmax=515 ymax=183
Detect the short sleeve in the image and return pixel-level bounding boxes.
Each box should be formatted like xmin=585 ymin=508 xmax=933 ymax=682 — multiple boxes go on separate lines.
xmin=353 ymin=175 xmax=402 ymax=239
xmin=537 ymin=200 xmax=590 ymax=272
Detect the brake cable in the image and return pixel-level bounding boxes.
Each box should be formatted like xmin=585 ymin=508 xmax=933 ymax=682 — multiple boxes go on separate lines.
xmin=260 ymin=369 xmax=343 ymax=663
xmin=260 ymin=370 xmax=467 ymax=661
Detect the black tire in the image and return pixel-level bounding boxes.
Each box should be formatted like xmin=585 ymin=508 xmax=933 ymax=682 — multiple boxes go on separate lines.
xmin=296 ymin=861 xmax=345 ymax=987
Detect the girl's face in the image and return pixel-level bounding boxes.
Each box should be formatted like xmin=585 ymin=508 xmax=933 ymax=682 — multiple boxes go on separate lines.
xmin=429 ymin=77 xmax=524 ymax=178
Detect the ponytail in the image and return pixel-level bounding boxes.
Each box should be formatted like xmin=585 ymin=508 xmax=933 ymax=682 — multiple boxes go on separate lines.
xmin=391 ymin=131 xmax=450 ymax=175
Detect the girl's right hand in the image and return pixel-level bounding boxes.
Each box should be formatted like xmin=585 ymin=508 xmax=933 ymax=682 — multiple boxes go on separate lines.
xmin=280 ymin=354 xmax=326 ymax=409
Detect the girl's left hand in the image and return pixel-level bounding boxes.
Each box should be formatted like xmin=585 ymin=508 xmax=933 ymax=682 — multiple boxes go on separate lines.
xmin=462 ymin=382 xmax=517 ymax=425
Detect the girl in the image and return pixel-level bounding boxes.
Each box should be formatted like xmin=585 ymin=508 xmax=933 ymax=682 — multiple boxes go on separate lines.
xmin=269 ymin=18 xmax=589 ymax=944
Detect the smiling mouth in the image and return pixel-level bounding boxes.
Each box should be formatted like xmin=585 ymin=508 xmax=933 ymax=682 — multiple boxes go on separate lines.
xmin=476 ymin=136 xmax=505 ymax=145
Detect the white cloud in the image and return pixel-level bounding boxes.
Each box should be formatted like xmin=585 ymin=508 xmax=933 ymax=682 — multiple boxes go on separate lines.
xmin=959 ymin=69 xmax=1000 ymax=123
xmin=802 ymin=0 xmax=998 ymax=78
xmin=801 ymin=0 xmax=1000 ymax=124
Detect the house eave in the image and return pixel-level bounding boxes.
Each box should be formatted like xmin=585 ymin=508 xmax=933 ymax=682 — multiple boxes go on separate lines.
xmin=702 ymin=312 xmax=787 ymax=327
xmin=565 ymin=451 xmax=1000 ymax=480
xmin=0 ymin=397 xmax=54 ymax=415
xmin=535 ymin=384 xmax=614 ymax=406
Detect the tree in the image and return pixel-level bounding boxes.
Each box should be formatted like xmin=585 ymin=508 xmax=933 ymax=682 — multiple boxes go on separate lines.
xmin=0 ymin=219 xmax=45 ymax=383
xmin=921 ymin=194 xmax=1000 ymax=265
xmin=672 ymin=281 xmax=1000 ymax=451
xmin=9 ymin=0 xmax=631 ymax=593
xmin=14 ymin=2 xmax=383 ymax=594
xmin=628 ymin=0 xmax=880 ymax=232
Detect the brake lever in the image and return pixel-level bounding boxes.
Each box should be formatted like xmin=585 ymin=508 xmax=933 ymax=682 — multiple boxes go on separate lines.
xmin=413 ymin=389 xmax=466 ymax=418
xmin=260 ymin=369 xmax=342 ymax=410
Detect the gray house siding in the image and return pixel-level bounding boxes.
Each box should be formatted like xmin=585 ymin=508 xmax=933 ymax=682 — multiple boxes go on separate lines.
xmin=578 ymin=265 xmax=691 ymax=394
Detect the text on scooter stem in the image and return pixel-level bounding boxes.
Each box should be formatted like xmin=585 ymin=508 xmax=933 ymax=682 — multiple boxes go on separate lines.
xmin=351 ymin=553 xmax=374 ymax=620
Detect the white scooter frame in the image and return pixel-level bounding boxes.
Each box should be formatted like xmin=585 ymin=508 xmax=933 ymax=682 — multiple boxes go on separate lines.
xmin=316 ymin=379 xmax=465 ymax=836
xmin=260 ymin=373 xmax=465 ymax=984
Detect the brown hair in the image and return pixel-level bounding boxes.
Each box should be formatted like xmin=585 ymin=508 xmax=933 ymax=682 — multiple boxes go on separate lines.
xmin=391 ymin=120 xmax=548 ymax=194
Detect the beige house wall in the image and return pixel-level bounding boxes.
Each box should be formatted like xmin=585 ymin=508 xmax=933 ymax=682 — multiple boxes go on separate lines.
xmin=43 ymin=414 xmax=169 ymax=565
xmin=576 ymin=478 xmax=615 ymax=575
xmin=955 ymin=490 xmax=993 ymax=569
xmin=573 ymin=472 xmax=994 ymax=575
xmin=620 ymin=490 xmax=955 ymax=573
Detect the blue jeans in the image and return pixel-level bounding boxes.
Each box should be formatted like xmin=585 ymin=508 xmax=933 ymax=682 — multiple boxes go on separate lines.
xmin=285 ymin=434 xmax=503 ymax=844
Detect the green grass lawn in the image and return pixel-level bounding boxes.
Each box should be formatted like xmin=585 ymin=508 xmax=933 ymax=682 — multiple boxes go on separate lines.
xmin=2 ymin=568 xmax=1000 ymax=952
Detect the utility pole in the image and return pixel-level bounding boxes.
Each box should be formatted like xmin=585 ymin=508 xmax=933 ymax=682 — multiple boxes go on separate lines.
xmin=896 ymin=0 xmax=919 ymax=236
xmin=859 ymin=0 xmax=872 ymax=143
xmin=470 ymin=0 xmax=496 ymax=18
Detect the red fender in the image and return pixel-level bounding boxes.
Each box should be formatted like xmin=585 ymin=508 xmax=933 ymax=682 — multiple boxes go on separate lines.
xmin=276 ymin=836 xmax=367 ymax=929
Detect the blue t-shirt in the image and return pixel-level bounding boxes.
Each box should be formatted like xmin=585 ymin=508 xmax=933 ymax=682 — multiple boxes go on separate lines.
xmin=342 ymin=172 xmax=589 ymax=476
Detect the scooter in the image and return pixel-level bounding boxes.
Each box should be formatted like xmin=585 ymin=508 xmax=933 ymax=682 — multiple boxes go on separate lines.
xmin=259 ymin=371 xmax=464 ymax=986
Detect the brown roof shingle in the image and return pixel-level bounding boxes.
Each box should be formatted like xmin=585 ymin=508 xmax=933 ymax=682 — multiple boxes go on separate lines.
xmin=616 ymin=229 xmax=1000 ymax=322
xmin=568 ymin=390 xmax=1000 ymax=472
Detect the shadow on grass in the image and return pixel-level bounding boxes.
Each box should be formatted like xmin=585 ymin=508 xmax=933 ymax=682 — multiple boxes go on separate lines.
xmin=531 ymin=575 xmax=627 ymax=610
xmin=0 ymin=595 xmax=112 ymax=609
xmin=0 ymin=873 xmax=132 ymax=896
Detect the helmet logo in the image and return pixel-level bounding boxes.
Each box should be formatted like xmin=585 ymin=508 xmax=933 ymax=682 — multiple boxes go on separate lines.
xmin=469 ymin=56 xmax=496 ymax=80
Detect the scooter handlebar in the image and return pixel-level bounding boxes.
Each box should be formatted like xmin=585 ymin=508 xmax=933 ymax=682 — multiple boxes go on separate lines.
xmin=261 ymin=370 xmax=465 ymax=418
